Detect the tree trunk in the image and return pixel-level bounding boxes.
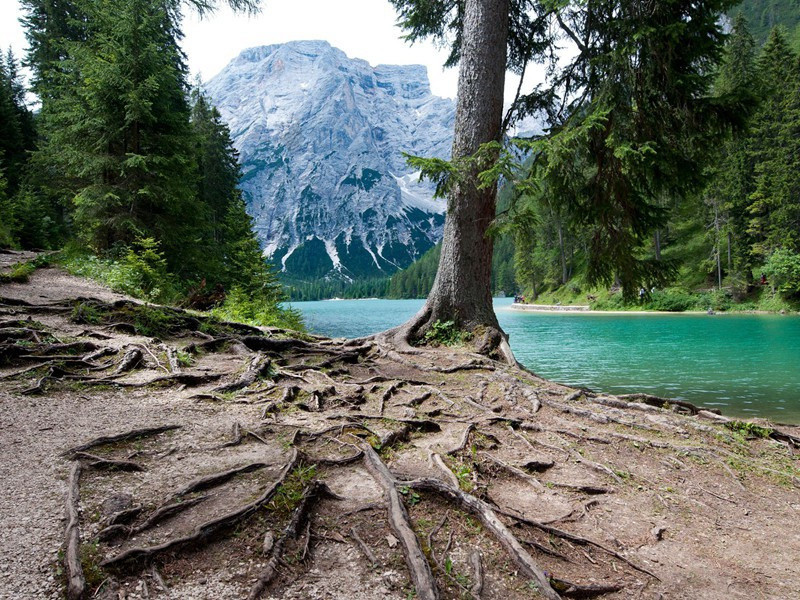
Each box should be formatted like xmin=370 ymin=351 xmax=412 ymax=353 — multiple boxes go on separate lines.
xmin=558 ymin=221 xmax=567 ymax=285
xmin=378 ymin=0 xmax=511 ymax=360
xmin=654 ymin=229 xmax=661 ymax=261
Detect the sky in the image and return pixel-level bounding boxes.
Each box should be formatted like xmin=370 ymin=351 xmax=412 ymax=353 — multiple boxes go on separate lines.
xmin=0 ymin=0 xmax=464 ymax=98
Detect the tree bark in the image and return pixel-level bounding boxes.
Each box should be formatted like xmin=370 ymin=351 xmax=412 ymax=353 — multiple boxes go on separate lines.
xmin=382 ymin=0 xmax=511 ymax=358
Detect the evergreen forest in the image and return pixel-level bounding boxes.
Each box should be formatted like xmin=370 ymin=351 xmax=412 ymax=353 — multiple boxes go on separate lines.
xmin=387 ymin=13 xmax=800 ymax=312
xmin=0 ymin=0 xmax=299 ymax=329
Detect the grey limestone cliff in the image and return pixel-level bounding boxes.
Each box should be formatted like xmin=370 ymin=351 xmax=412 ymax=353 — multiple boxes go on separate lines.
xmin=205 ymin=40 xmax=455 ymax=280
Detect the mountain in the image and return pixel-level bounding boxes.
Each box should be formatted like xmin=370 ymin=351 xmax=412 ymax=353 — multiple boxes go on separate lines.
xmin=205 ymin=41 xmax=455 ymax=281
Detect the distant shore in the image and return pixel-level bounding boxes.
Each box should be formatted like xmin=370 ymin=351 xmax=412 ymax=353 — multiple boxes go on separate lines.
xmin=505 ymin=302 xmax=796 ymax=315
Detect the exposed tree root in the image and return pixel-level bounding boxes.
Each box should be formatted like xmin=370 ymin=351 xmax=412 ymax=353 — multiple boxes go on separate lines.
xmin=550 ymin=578 xmax=624 ymax=599
xmin=64 ymin=461 xmax=85 ymax=600
xmin=350 ymin=526 xmax=378 ymax=567
xmin=212 ymin=353 xmax=272 ymax=394
xmin=248 ymin=480 xmax=335 ymax=599
xmin=101 ymin=450 xmax=299 ymax=568
xmin=469 ymin=550 xmax=484 ymax=598
xmin=169 ymin=462 xmax=268 ymax=497
xmin=74 ymin=452 xmax=144 ymax=472
xmin=495 ymin=505 xmax=660 ymax=581
xmin=362 ymin=444 xmax=439 ymax=600
xmin=404 ymin=477 xmax=561 ymax=600
xmin=4 ymin=284 xmax=794 ymax=599
xmin=64 ymin=425 xmax=181 ymax=456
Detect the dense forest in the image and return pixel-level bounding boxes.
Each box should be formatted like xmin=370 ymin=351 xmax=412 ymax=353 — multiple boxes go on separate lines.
xmin=386 ymin=14 xmax=800 ymax=312
xmin=0 ymin=0 xmax=299 ymax=328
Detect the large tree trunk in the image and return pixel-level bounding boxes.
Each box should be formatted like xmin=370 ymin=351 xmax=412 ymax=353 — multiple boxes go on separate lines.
xmin=379 ymin=0 xmax=511 ymax=360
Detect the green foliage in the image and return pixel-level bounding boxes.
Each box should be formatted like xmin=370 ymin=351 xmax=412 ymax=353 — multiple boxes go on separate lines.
xmin=62 ymin=240 xmax=178 ymax=304
xmin=210 ymin=286 xmax=304 ymax=331
xmin=398 ymin=485 xmax=421 ymax=506
xmin=763 ymin=248 xmax=800 ymax=296
xmin=732 ymin=0 xmax=800 ymax=46
xmin=725 ymin=420 xmax=774 ymax=439
xmin=270 ymin=465 xmax=317 ymax=515
xmin=422 ymin=320 xmax=471 ymax=347
xmin=0 ymin=261 xmax=36 ymax=283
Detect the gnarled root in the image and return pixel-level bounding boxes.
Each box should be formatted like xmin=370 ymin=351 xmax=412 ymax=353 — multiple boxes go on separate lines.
xmin=362 ymin=444 xmax=439 ymax=600
xmin=404 ymin=477 xmax=561 ymax=600
xmin=248 ymin=480 xmax=336 ymax=599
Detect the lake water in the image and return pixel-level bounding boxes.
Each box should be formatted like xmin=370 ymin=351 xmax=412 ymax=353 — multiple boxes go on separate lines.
xmin=291 ymin=297 xmax=800 ymax=424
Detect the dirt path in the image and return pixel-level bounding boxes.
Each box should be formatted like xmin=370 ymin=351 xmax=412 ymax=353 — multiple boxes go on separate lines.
xmin=1 ymin=265 xmax=799 ymax=600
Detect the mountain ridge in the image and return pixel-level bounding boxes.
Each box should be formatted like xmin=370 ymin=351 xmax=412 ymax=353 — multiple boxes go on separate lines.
xmin=205 ymin=40 xmax=455 ymax=282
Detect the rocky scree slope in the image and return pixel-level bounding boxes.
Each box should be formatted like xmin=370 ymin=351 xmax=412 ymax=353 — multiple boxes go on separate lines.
xmin=206 ymin=40 xmax=455 ymax=281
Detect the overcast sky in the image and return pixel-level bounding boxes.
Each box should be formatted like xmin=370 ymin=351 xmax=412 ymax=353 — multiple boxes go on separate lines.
xmin=1 ymin=0 xmax=465 ymax=98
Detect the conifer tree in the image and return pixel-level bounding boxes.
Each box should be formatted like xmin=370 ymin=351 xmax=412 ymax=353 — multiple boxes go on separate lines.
xmin=747 ymin=28 xmax=800 ymax=258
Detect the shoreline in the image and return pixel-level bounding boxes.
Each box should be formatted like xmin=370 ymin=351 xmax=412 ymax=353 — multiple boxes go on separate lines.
xmin=505 ymin=302 xmax=798 ymax=316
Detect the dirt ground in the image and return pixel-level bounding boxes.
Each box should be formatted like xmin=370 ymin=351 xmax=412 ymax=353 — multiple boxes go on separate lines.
xmin=1 ymin=255 xmax=799 ymax=600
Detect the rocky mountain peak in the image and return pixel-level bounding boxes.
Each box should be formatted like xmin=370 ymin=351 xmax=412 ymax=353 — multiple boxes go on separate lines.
xmin=205 ymin=41 xmax=454 ymax=281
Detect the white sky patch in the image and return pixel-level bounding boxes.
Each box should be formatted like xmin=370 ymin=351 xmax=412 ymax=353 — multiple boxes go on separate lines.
xmin=1 ymin=0 xmax=553 ymax=104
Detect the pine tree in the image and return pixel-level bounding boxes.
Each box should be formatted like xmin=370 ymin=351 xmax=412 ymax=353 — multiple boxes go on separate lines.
xmin=189 ymin=88 xmax=244 ymax=282
xmin=33 ymin=0 xmax=199 ymax=269
xmin=703 ymin=13 xmax=759 ymax=287
xmin=747 ymin=28 xmax=800 ymax=258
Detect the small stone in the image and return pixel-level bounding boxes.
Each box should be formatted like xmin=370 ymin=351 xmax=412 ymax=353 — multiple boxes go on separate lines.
xmin=101 ymin=493 xmax=134 ymax=516
xmin=263 ymin=531 xmax=274 ymax=554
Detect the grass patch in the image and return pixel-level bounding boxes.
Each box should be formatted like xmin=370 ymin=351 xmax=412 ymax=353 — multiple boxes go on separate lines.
xmin=269 ymin=464 xmax=317 ymax=515
xmin=725 ymin=420 xmax=774 ymax=439
xmin=80 ymin=541 xmax=107 ymax=589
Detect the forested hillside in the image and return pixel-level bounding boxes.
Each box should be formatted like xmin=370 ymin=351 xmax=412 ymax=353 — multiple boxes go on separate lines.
xmin=735 ymin=0 xmax=800 ymax=46
xmin=1 ymin=0 xmax=299 ymax=328
xmin=388 ymin=13 xmax=800 ymax=312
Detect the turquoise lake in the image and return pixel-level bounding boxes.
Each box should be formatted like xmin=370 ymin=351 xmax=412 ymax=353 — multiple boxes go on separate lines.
xmin=291 ymin=297 xmax=800 ymax=424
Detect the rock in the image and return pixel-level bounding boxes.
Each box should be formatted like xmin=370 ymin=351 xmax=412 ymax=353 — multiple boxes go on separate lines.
xmin=100 ymin=493 xmax=134 ymax=516
xmin=206 ymin=41 xmax=455 ymax=280
xmin=263 ymin=531 xmax=275 ymax=555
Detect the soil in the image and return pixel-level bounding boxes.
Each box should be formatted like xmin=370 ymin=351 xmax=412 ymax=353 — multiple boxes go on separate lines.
xmin=1 ymin=257 xmax=799 ymax=600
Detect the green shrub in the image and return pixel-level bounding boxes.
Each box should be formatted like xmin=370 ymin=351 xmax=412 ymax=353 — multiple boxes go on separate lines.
xmin=725 ymin=420 xmax=773 ymax=439
xmin=0 ymin=261 xmax=36 ymax=283
xmin=422 ymin=320 xmax=472 ymax=347
xmin=62 ymin=239 xmax=178 ymax=303
xmin=644 ymin=289 xmax=696 ymax=312
xmin=763 ymin=249 xmax=800 ymax=296
xmin=210 ymin=286 xmax=304 ymax=331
